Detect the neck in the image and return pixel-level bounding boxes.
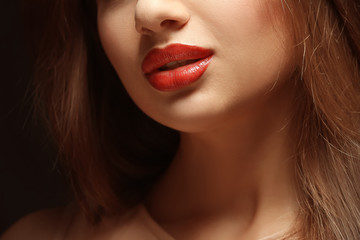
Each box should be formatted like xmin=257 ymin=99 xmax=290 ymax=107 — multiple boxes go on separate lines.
xmin=145 ymin=83 xmax=298 ymax=238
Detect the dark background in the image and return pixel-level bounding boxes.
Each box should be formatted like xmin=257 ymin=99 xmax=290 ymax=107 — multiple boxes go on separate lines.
xmin=0 ymin=0 xmax=69 ymax=234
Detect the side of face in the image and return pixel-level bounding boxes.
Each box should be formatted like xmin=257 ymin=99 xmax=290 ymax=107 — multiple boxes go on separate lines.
xmin=97 ymin=0 xmax=295 ymax=133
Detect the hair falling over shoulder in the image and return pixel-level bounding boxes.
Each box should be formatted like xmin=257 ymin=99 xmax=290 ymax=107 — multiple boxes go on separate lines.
xmin=24 ymin=0 xmax=179 ymax=221
xmin=281 ymin=0 xmax=360 ymax=239
xmin=24 ymin=0 xmax=360 ymax=239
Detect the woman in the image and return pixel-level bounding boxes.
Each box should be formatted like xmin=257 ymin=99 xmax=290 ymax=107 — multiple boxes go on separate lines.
xmin=2 ymin=0 xmax=360 ymax=239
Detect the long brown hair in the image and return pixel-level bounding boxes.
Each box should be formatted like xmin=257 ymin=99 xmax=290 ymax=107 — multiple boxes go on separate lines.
xmin=283 ymin=0 xmax=360 ymax=239
xmin=24 ymin=0 xmax=360 ymax=238
xmin=24 ymin=0 xmax=179 ymax=221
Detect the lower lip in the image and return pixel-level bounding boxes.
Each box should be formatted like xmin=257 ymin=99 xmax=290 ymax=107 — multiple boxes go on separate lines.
xmin=146 ymin=55 xmax=213 ymax=91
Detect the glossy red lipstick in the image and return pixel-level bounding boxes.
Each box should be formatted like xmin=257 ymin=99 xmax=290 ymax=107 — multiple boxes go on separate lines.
xmin=142 ymin=44 xmax=213 ymax=91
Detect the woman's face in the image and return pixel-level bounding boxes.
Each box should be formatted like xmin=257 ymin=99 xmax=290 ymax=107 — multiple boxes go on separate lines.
xmin=97 ymin=0 xmax=294 ymax=132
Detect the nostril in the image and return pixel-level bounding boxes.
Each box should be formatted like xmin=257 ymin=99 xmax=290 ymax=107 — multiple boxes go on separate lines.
xmin=160 ymin=20 xmax=178 ymax=28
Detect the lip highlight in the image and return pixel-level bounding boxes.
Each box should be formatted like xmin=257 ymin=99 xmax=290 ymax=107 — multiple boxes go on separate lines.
xmin=142 ymin=44 xmax=213 ymax=91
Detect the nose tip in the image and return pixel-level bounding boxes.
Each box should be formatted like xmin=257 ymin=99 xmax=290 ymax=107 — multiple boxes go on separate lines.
xmin=135 ymin=0 xmax=190 ymax=35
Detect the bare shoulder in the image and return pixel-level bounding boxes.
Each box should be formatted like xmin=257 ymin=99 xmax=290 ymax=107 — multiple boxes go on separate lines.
xmin=1 ymin=208 xmax=67 ymax=240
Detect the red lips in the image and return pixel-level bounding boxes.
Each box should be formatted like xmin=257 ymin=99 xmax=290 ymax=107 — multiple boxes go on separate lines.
xmin=141 ymin=44 xmax=213 ymax=91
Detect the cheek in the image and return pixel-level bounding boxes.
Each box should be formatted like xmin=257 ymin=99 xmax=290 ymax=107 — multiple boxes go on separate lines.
xmin=97 ymin=8 xmax=161 ymax=117
xmin=199 ymin=1 xmax=294 ymax=110
xmin=197 ymin=0 xmax=290 ymax=77
xmin=197 ymin=0 xmax=270 ymax=43
xmin=97 ymin=6 xmax=141 ymax=76
xmin=97 ymin=12 xmax=148 ymax=106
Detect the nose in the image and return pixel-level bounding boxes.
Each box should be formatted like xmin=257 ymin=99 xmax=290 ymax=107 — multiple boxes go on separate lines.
xmin=135 ymin=0 xmax=190 ymax=35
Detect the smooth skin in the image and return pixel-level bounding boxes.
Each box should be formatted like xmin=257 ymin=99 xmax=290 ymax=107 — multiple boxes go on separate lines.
xmin=2 ymin=0 xmax=298 ymax=239
xmin=97 ymin=0 xmax=298 ymax=239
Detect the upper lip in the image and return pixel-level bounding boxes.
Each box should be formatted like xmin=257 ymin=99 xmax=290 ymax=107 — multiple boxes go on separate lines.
xmin=141 ymin=43 xmax=213 ymax=74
